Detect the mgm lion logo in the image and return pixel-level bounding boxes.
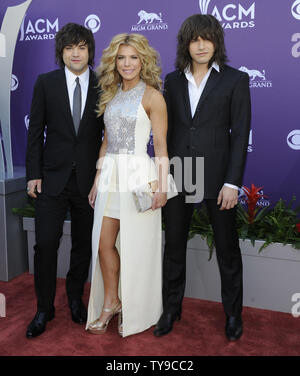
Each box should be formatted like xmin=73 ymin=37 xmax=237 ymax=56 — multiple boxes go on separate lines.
xmin=137 ymin=10 xmax=163 ymax=24
xmin=239 ymin=66 xmax=266 ymax=81
xmin=239 ymin=66 xmax=272 ymax=89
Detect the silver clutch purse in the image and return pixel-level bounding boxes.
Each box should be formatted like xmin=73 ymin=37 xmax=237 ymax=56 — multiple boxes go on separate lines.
xmin=132 ymin=183 xmax=153 ymax=213
xmin=132 ymin=174 xmax=178 ymax=213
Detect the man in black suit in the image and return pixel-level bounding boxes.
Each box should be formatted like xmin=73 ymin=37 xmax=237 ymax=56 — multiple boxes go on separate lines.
xmin=154 ymin=14 xmax=251 ymax=341
xmin=25 ymin=23 xmax=103 ymax=338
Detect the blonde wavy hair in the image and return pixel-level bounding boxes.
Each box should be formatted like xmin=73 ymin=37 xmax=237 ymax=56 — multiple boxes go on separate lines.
xmin=96 ymin=33 xmax=162 ymax=115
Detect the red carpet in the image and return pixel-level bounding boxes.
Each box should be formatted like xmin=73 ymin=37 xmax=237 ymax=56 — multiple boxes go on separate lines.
xmin=0 ymin=273 xmax=299 ymax=356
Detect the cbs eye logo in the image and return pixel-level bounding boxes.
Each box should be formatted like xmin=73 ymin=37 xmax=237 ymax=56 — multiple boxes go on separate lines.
xmin=84 ymin=15 xmax=101 ymax=33
xmin=287 ymin=130 xmax=300 ymax=150
xmin=24 ymin=115 xmax=30 ymax=130
xmin=292 ymin=0 xmax=300 ymax=20
xmin=11 ymin=74 xmax=19 ymax=91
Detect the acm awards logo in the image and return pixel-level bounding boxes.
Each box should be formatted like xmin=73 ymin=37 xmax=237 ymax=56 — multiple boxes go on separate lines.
xmin=19 ymin=16 xmax=59 ymax=41
xmin=131 ymin=10 xmax=168 ymax=32
xmin=199 ymin=0 xmax=255 ymax=29
xmin=19 ymin=14 xmax=101 ymax=42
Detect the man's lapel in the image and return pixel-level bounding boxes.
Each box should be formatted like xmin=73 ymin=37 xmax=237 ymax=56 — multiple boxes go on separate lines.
xmin=179 ymin=73 xmax=193 ymax=121
xmin=56 ymin=69 xmax=77 ymax=137
xmin=194 ymin=68 xmax=222 ymax=116
xmin=77 ymin=70 xmax=98 ymax=137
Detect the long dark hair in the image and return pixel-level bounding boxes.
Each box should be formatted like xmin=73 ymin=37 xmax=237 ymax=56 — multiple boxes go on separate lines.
xmin=176 ymin=14 xmax=227 ymax=72
xmin=55 ymin=23 xmax=95 ymax=68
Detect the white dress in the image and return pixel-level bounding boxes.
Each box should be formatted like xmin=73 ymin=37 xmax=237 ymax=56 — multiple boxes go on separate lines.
xmin=86 ymin=80 xmax=162 ymax=337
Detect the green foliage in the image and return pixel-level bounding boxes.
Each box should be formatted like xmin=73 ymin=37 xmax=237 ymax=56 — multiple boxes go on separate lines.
xmin=13 ymin=195 xmax=300 ymax=256
xmin=12 ymin=197 xmax=36 ymax=218
xmin=189 ymin=197 xmax=300 ymax=255
xmin=12 ymin=196 xmax=71 ymax=220
xmin=188 ymin=205 xmax=215 ymax=260
xmin=236 ymin=196 xmax=300 ymax=252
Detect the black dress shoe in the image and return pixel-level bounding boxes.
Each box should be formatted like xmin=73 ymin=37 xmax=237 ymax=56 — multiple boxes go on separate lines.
xmin=26 ymin=310 xmax=55 ymax=338
xmin=153 ymin=311 xmax=181 ymax=337
xmin=69 ymin=299 xmax=87 ymax=324
xmin=225 ymin=315 xmax=243 ymax=341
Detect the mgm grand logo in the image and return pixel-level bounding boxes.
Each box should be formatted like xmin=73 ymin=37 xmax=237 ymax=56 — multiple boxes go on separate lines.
xmin=239 ymin=66 xmax=272 ymax=89
xmin=131 ymin=10 xmax=168 ymax=32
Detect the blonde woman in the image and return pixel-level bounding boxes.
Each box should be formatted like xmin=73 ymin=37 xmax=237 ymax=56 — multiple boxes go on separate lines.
xmin=85 ymin=34 xmax=168 ymax=337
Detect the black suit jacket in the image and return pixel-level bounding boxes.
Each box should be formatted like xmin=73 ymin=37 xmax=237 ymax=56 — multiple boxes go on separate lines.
xmin=26 ymin=68 xmax=103 ymax=197
xmin=164 ymin=65 xmax=251 ymax=199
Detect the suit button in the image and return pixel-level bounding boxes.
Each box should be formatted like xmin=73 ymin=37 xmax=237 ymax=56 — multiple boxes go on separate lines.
xmin=186 ymin=146 xmax=190 ymax=150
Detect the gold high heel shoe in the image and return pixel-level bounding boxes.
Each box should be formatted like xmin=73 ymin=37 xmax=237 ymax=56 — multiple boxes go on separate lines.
xmin=88 ymin=301 xmax=122 ymax=334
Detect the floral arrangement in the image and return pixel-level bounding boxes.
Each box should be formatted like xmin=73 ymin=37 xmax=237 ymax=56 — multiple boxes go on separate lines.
xmin=239 ymin=184 xmax=267 ymax=224
xmin=189 ymin=184 xmax=300 ymax=258
xmin=236 ymin=185 xmax=300 ymax=251
xmin=13 ymin=184 xmax=300 ymax=257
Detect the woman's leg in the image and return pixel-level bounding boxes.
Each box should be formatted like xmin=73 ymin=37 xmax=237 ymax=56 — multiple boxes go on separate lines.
xmin=97 ymin=216 xmax=121 ymax=322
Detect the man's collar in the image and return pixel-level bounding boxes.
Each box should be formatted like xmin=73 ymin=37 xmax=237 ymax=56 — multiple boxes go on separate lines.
xmin=211 ymin=61 xmax=220 ymax=72
xmin=64 ymin=66 xmax=90 ymax=84
xmin=184 ymin=61 xmax=220 ymax=77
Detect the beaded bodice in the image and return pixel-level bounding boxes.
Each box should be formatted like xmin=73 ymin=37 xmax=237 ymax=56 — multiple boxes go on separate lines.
xmin=104 ymin=80 xmax=146 ymax=154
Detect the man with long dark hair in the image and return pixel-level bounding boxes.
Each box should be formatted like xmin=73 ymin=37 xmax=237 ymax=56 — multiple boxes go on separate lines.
xmin=154 ymin=14 xmax=251 ymax=341
xmin=25 ymin=23 xmax=103 ymax=338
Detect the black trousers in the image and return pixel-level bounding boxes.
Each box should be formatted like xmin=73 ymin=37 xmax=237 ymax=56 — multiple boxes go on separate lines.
xmin=162 ymin=194 xmax=243 ymax=318
xmin=34 ymin=170 xmax=93 ymax=312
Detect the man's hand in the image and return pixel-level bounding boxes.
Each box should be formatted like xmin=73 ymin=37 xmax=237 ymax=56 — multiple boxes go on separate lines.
xmin=27 ymin=179 xmax=42 ymax=198
xmin=217 ymin=185 xmax=238 ymax=210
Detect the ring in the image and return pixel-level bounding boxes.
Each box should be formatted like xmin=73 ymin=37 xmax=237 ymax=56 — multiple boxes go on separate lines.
xmin=27 ymin=187 xmax=30 ymax=191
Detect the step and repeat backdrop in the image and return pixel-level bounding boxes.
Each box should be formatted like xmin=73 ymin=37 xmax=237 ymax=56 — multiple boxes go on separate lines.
xmin=0 ymin=0 xmax=299 ymax=206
